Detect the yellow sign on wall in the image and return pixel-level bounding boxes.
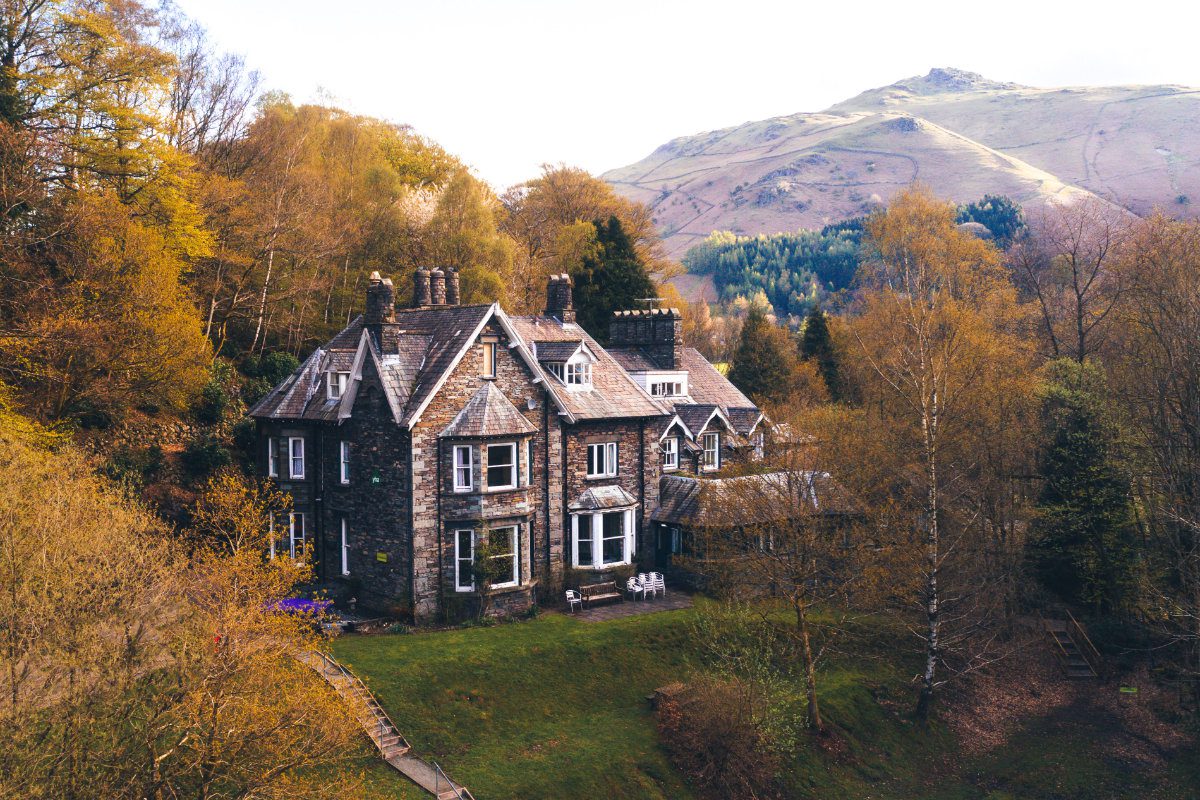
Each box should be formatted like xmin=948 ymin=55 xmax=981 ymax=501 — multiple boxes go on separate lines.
xmin=376 ymin=552 xmax=388 ymax=563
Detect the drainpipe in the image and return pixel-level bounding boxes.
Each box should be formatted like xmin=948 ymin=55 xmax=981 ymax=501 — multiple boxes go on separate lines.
xmin=435 ymin=436 xmax=443 ymax=624
xmin=315 ymin=424 xmax=325 ymax=580
xmin=638 ymin=418 xmax=646 ymax=568
xmin=543 ymin=393 xmax=551 ymax=584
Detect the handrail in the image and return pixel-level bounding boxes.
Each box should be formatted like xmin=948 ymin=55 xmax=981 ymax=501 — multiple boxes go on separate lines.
xmin=1064 ymin=609 xmax=1103 ymax=677
xmin=308 ymin=650 xmax=410 ymax=753
xmin=1038 ymin=610 xmax=1072 ymax=669
xmin=433 ymin=761 xmax=476 ymax=800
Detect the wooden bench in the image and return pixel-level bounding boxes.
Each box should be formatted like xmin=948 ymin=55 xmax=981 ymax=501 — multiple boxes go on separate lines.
xmin=580 ymin=581 xmax=622 ymax=607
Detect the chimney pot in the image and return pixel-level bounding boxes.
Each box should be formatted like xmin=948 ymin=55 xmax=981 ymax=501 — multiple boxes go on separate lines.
xmin=446 ymin=268 xmax=461 ymax=305
xmin=430 ymin=268 xmax=446 ymax=305
xmin=414 ymin=268 xmax=431 ymax=307
xmin=545 ymin=273 xmax=574 ymax=322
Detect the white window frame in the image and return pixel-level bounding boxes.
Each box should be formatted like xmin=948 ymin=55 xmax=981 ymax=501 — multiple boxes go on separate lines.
xmin=565 ymin=360 xmax=591 ymax=387
xmin=268 ymin=512 xmax=276 ymax=559
xmin=662 ymin=437 xmax=678 ymax=471
xmin=267 ymin=436 xmax=278 ymax=477
xmin=327 ymin=371 xmax=350 ymax=400
xmin=339 ymin=440 xmax=350 ymax=484
xmin=288 ymin=436 xmax=305 ymax=479
xmin=481 ymin=340 xmax=497 ymax=378
xmin=340 ymin=518 xmax=350 ymax=576
xmin=650 ymin=381 xmax=683 ymax=397
xmin=486 ymin=442 xmax=517 ymax=490
xmin=454 ymin=528 xmax=474 ymax=592
xmin=488 ymin=525 xmax=519 ymax=589
xmin=526 ymin=439 xmax=534 ymax=487
xmin=587 ymin=442 xmax=618 ymax=479
xmin=571 ymin=510 xmax=634 ymax=568
xmin=701 ymin=432 xmax=720 ymax=471
xmin=453 ymin=445 xmax=473 ymax=492
xmin=288 ymin=512 xmax=305 ymax=559
xmin=753 ymin=432 xmax=765 ymax=460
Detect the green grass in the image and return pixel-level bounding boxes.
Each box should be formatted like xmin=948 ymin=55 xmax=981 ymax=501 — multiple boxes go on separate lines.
xmin=331 ymin=608 xmax=699 ymax=799
xmin=330 ymin=606 xmax=1198 ymax=800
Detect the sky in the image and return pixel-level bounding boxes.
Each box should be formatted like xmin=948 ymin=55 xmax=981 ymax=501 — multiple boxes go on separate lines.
xmin=174 ymin=0 xmax=1200 ymax=190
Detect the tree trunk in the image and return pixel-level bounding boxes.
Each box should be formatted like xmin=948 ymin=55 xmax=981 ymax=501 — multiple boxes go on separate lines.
xmin=249 ymin=245 xmax=275 ymax=354
xmin=795 ymin=598 xmax=823 ymax=731
xmin=916 ymin=390 xmax=941 ymax=724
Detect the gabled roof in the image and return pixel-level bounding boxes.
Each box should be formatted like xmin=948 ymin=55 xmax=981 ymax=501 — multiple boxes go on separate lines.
xmin=725 ymin=407 xmax=765 ymax=438
xmin=568 ymin=485 xmax=638 ymax=511
xmin=440 ymin=381 xmax=538 ymax=438
xmin=674 ymin=404 xmax=735 ymax=439
xmin=605 ymin=347 xmax=661 ymax=373
xmin=507 ymin=315 xmax=670 ymax=421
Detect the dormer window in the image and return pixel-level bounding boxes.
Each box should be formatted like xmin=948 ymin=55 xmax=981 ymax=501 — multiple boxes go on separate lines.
xmin=565 ymin=361 xmax=591 ymax=387
xmin=327 ymin=371 xmax=350 ymax=399
xmin=650 ymin=381 xmax=683 ymax=397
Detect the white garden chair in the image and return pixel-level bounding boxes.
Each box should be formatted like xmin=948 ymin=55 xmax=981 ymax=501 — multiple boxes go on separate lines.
xmin=651 ymin=572 xmax=666 ymax=597
xmin=565 ymin=589 xmax=582 ymax=613
xmin=626 ymin=576 xmax=645 ymax=601
xmin=638 ymin=573 xmax=657 ymax=599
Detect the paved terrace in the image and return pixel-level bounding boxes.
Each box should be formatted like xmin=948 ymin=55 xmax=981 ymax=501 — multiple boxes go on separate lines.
xmin=574 ymin=592 xmax=693 ymax=622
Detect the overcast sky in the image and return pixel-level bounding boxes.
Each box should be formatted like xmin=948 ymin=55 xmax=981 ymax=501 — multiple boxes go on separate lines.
xmin=173 ymin=0 xmax=1200 ymax=190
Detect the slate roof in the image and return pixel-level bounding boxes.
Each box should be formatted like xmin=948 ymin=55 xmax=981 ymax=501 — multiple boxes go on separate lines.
xmin=652 ymin=472 xmax=848 ymax=527
xmin=441 ymin=382 xmax=538 ymax=438
xmin=568 ymin=485 xmax=638 ymax=511
xmin=674 ymin=404 xmax=732 ymax=438
xmin=679 ymin=348 xmax=755 ymax=409
xmin=725 ymin=407 xmax=765 ymax=437
xmin=249 ymin=305 xmax=496 ymax=426
xmin=506 ymin=315 xmax=670 ymax=421
xmin=606 ymin=347 xmax=660 ymax=373
xmin=533 ymin=340 xmax=584 ymax=362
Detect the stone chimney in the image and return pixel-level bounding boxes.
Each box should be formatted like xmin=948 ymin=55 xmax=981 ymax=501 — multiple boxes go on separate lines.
xmin=430 ymin=268 xmax=447 ymax=305
xmin=445 ymin=267 xmax=461 ymax=305
xmin=365 ymin=271 xmax=396 ymax=325
xmin=610 ymin=308 xmax=682 ymax=369
xmin=413 ymin=268 xmax=431 ymax=307
xmin=545 ymin=273 xmax=575 ymax=323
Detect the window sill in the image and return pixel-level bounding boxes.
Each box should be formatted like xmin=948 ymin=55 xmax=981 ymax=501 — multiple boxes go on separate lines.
xmin=584 ymin=474 xmax=619 ymax=482
xmin=571 ymin=562 xmax=631 ymax=571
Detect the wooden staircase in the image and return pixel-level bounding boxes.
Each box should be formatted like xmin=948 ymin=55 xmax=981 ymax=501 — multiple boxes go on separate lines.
xmin=301 ymin=651 xmax=475 ymax=799
xmin=1043 ymin=610 xmax=1102 ymax=680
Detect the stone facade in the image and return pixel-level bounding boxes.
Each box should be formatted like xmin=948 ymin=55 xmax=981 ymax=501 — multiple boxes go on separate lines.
xmin=250 ymin=271 xmax=760 ymax=624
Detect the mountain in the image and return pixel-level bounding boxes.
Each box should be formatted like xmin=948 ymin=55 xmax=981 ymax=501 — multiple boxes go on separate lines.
xmin=603 ymin=69 xmax=1200 ymax=264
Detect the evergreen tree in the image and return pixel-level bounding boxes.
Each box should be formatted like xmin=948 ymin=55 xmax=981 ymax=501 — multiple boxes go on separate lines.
xmin=573 ymin=216 xmax=656 ymax=342
xmin=1029 ymin=359 xmax=1138 ymax=614
xmin=727 ymin=304 xmax=797 ymax=406
xmin=800 ymin=305 xmax=840 ymax=401
xmin=956 ymin=194 xmax=1025 ymax=248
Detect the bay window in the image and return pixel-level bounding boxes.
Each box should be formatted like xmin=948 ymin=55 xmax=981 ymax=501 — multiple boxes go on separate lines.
xmin=486 ymin=443 xmax=517 ymax=489
xmin=454 ymin=529 xmax=474 ymax=591
xmin=571 ymin=509 xmax=635 ymax=568
xmin=487 ymin=526 xmax=519 ymax=588
xmin=587 ymin=442 xmax=618 ymax=478
xmin=453 ymin=445 xmax=473 ymax=492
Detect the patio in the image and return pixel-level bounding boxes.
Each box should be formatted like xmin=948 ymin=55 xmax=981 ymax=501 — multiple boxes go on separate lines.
xmin=573 ymin=592 xmax=693 ymax=622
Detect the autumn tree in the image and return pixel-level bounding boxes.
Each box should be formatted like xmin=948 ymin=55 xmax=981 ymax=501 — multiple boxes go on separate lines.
xmin=0 ymin=421 xmax=362 ymax=797
xmin=1008 ymin=198 xmax=1131 ymax=362
xmin=850 ymin=187 xmax=1034 ymax=722
xmin=1111 ymin=214 xmax=1200 ymax=702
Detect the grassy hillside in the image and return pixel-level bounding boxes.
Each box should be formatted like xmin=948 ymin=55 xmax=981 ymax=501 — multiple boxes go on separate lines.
xmin=603 ymin=68 xmax=1200 ymax=265
xmin=328 ymin=606 xmax=1198 ymax=799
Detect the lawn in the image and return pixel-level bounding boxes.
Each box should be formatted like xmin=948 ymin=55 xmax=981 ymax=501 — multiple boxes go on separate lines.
xmin=328 ymin=604 xmax=1199 ymax=800
xmin=331 ymin=607 xmax=700 ymax=799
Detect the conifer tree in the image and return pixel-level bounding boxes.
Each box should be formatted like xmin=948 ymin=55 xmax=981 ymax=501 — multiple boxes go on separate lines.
xmin=1029 ymin=359 xmax=1138 ymax=614
xmin=573 ymin=216 xmax=656 ymax=342
xmin=800 ymin=304 xmax=840 ymax=401
xmin=728 ymin=304 xmax=796 ymax=406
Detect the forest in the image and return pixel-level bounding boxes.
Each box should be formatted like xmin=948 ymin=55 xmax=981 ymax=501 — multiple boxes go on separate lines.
xmin=683 ymin=194 xmax=1023 ymax=321
xmin=2 ymin=1 xmax=1199 ymax=799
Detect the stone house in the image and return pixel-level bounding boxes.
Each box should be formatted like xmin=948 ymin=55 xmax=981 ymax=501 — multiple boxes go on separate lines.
xmin=249 ymin=268 xmax=762 ymax=622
